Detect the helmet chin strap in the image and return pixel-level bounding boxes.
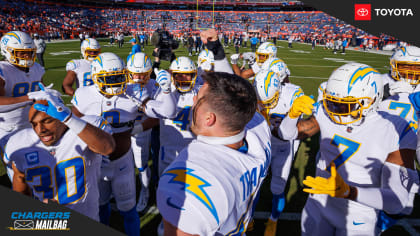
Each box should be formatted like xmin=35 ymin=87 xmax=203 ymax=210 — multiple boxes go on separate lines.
xmin=197 ymin=130 xmax=246 ymax=145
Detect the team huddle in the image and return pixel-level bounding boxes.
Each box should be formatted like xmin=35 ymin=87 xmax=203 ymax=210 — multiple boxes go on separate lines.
xmin=0 ymin=29 xmax=419 ymax=236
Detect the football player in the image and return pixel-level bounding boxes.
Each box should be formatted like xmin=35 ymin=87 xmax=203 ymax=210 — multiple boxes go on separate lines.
xmin=156 ymin=56 xmax=201 ymax=177
xmin=71 ymin=52 xmax=140 ymax=235
xmin=253 ymin=65 xmax=304 ymax=236
xmin=375 ymin=46 xmax=420 ymax=231
xmin=277 ymin=63 xmax=417 ymax=235
xmin=231 ymin=42 xmax=277 ymax=80
xmin=157 ymin=72 xmax=271 ymax=235
xmin=0 ymin=31 xmax=45 ymax=181
xmin=9 ymin=86 xmax=115 ymax=221
xmin=126 ymin=52 xmax=160 ymax=213
xmin=62 ymin=38 xmax=101 ymax=96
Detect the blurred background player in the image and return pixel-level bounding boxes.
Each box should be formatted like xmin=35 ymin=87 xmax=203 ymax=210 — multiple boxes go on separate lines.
xmin=0 ymin=31 xmax=44 ymax=181
xmin=253 ymin=61 xmax=304 ymax=236
xmin=33 ymin=33 xmax=46 ymax=68
xmin=10 ymin=85 xmax=115 ymax=221
xmin=231 ymin=42 xmax=277 ymax=81
xmin=71 ymin=52 xmax=140 ymax=236
xmin=277 ymin=63 xmax=418 ymax=235
xmin=62 ymin=38 xmax=101 ymax=96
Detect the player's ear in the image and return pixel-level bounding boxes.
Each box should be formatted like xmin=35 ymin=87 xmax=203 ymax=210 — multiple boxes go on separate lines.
xmin=205 ymin=112 xmax=216 ymax=127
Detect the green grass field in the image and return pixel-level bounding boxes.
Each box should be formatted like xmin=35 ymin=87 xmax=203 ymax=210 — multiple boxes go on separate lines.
xmin=2 ymin=37 xmax=419 ymax=235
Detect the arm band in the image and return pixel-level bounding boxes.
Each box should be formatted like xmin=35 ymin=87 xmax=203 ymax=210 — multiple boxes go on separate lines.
xmin=278 ymin=115 xmax=299 ymax=140
xmin=355 ymin=162 xmax=417 ymax=214
xmin=205 ymin=39 xmax=225 ymax=60
xmin=64 ymin=114 xmax=87 ymax=135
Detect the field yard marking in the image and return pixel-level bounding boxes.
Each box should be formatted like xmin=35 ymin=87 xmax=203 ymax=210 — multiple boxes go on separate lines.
xmin=49 ymin=50 xmax=80 ymax=56
xmin=290 ymin=50 xmax=311 ymax=54
xmin=290 ymin=75 xmax=328 ymax=80
xmin=323 ymin=57 xmax=356 ymax=64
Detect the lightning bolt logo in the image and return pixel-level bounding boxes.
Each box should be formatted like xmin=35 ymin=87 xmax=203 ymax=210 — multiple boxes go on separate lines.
xmin=399 ymin=121 xmax=418 ymax=143
xmin=163 ymin=167 xmax=219 ymax=224
xmin=6 ymin=32 xmax=21 ymax=43
xmin=400 ymin=46 xmax=407 ymax=56
xmin=269 ymin=59 xmax=284 ymax=68
xmin=348 ymin=66 xmax=379 ymax=93
xmin=264 ymin=71 xmax=275 ymax=97
xmin=290 ymin=87 xmax=303 ymax=106
xmin=144 ymin=55 xmax=150 ymax=68
xmin=94 ymin=55 xmax=103 ymax=67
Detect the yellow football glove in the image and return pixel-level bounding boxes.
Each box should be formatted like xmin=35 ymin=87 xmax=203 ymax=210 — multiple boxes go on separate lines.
xmin=302 ymin=163 xmax=350 ymax=198
xmin=288 ymin=95 xmax=315 ymax=119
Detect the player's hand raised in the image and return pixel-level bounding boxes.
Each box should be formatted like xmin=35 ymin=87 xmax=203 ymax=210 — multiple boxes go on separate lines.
xmin=154 ymin=68 xmax=171 ymax=93
xmin=302 ymin=163 xmax=350 ymax=198
xmin=288 ymin=95 xmax=314 ymax=119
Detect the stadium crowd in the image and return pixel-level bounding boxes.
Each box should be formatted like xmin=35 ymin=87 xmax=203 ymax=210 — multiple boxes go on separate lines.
xmin=0 ymin=1 xmax=417 ymax=236
xmin=0 ymin=0 xmax=398 ymax=48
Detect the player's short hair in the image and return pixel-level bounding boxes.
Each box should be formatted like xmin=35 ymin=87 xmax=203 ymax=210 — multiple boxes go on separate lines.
xmin=201 ymin=72 xmax=257 ymax=132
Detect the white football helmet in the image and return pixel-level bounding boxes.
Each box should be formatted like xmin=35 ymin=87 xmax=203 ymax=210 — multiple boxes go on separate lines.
xmin=126 ymin=52 xmax=152 ymax=85
xmin=256 ymin=42 xmax=277 ymax=65
xmin=390 ymin=46 xmax=420 ymax=85
xmin=91 ymin=52 xmax=127 ymax=96
xmin=81 ymin=38 xmax=101 ymax=61
xmin=323 ymin=63 xmax=383 ymax=125
xmin=197 ymin=49 xmax=214 ymax=72
xmin=169 ymin=56 xmax=197 ymax=92
xmin=254 ymin=70 xmax=281 ymax=109
xmin=0 ymin=31 xmax=36 ymax=68
xmin=261 ymin=57 xmax=290 ymax=83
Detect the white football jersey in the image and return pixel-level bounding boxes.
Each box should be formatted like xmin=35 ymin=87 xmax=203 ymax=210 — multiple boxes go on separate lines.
xmin=72 ymin=85 xmax=139 ymax=133
xmin=312 ymin=104 xmax=416 ymax=213
xmin=156 ymin=84 xmax=200 ymax=166
xmin=0 ymin=61 xmax=44 ymax=126
xmin=66 ymin=59 xmax=93 ymax=88
xmin=6 ymin=116 xmax=110 ymax=220
xmin=268 ymin=83 xmax=303 ymax=144
xmin=157 ymin=113 xmax=271 ymax=235
xmin=128 ymin=80 xmax=158 ymax=125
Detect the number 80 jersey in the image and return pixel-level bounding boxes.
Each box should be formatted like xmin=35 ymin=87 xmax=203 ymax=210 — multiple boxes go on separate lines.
xmin=6 ymin=116 xmax=109 ymax=221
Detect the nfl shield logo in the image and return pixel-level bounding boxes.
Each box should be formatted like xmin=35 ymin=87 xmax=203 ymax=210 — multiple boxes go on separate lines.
xmin=106 ymin=101 xmax=112 ymax=106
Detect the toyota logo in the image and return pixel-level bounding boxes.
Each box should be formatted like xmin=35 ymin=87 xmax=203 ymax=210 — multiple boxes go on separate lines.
xmin=357 ymin=8 xmax=369 ymax=16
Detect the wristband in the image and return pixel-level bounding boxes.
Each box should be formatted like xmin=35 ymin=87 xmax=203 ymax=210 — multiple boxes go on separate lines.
xmin=205 ymin=39 xmax=225 ymax=60
xmin=64 ymin=114 xmax=87 ymax=135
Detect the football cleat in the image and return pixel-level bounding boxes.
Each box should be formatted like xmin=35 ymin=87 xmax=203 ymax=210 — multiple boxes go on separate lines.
xmin=264 ymin=218 xmax=278 ymax=236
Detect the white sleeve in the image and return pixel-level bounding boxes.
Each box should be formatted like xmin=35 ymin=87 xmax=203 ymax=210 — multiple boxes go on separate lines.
xmin=144 ymin=90 xmax=177 ymax=119
xmin=355 ymin=162 xmax=417 ymax=214
xmin=66 ymin=60 xmax=77 ymax=71
xmin=214 ymin=58 xmax=234 ymax=74
xmin=0 ymin=101 xmax=32 ymax=112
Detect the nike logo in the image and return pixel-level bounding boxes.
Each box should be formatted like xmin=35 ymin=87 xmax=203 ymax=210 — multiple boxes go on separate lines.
xmin=119 ymin=166 xmax=127 ymax=171
xmin=166 ymin=197 xmax=184 ymax=210
xmin=353 ymin=221 xmax=365 ymax=226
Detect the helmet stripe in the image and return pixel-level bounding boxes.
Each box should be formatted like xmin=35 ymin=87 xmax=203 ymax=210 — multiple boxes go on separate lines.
xmin=264 ymin=71 xmax=274 ymax=96
xmin=348 ymin=66 xmax=379 ymax=93
xmin=6 ymin=32 xmax=21 ymax=43
xmin=94 ymin=56 xmax=103 ymax=68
